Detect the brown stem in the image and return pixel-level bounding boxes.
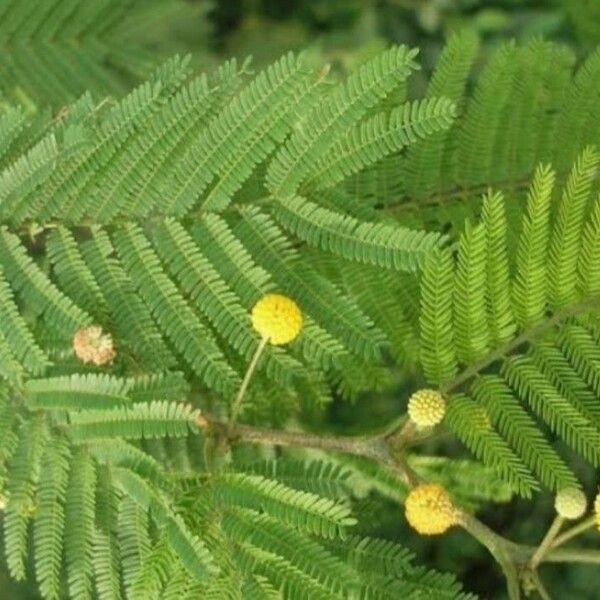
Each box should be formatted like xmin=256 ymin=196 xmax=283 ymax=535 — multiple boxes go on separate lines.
xmin=211 ymin=417 xmax=414 ymax=486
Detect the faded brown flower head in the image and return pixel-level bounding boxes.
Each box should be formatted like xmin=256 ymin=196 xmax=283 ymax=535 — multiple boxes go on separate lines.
xmin=195 ymin=414 xmax=209 ymax=429
xmin=73 ymin=325 xmax=116 ymax=366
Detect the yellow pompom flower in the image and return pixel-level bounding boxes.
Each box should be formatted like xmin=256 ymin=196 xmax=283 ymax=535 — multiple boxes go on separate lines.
xmin=594 ymin=492 xmax=600 ymax=532
xmin=251 ymin=294 xmax=302 ymax=345
xmin=405 ymin=483 xmax=458 ymax=535
xmin=407 ymin=389 xmax=446 ymax=427
xmin=555 ymin=487 xmax=587 ymax=520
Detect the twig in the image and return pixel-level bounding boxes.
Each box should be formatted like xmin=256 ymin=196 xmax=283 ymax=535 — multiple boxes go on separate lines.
xmin=530 ymin=570 xmax=552 ymax=600
xmin=215 ymin=418 xmax=414 ymax=486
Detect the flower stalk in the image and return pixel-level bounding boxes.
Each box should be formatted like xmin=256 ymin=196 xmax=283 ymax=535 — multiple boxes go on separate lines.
xmin=529 ymin=515 xmax=564 ymax=569
xmin=229 ymin=336 xmax=269 ymax=426
xmin=551 ymin=516 xmax=596 ymax=548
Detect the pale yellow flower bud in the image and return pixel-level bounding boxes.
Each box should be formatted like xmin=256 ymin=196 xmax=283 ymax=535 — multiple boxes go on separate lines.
xmin=408 ymin=389 xmax=446 ymax=427
xmin=555 ymin=487 xmax=587 ymax=520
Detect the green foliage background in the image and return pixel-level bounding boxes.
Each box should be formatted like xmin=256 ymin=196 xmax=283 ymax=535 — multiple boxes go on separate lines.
xmin=0 ymin=1 xmax=599 ymax=598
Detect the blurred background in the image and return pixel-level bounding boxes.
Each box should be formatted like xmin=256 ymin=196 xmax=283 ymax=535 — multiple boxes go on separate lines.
xmin=2 ymin=0 xmax=599 ymax=598
xmin=206 ymin=0 xmax=600 ymax=70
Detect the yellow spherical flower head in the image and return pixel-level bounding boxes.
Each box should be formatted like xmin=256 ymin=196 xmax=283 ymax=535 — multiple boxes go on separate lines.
xmin=594 ymin=492 xmax=600 ymax=532
xmin=408 ymin=389 xmax=446 ymax=428
xmin=73 ymin=325 xmax=116 ymax=366
xmin=405 ymin=483 xmax=458 ymax=535
xmin=555 ymin=487 xmax=587 ymax=520
xmin=251 ymin=294 xmax=302 ymax=345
